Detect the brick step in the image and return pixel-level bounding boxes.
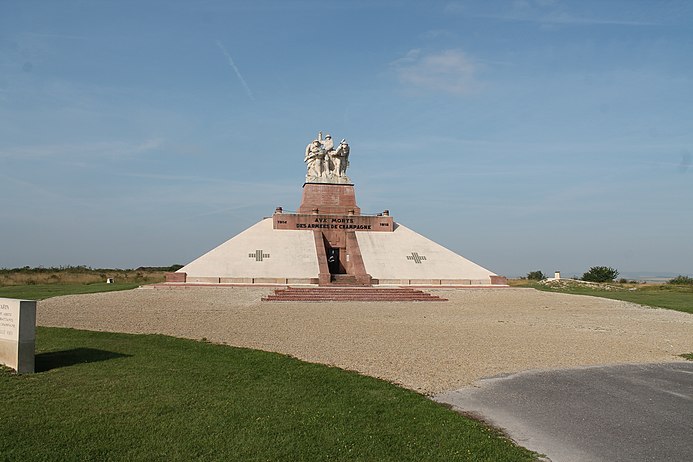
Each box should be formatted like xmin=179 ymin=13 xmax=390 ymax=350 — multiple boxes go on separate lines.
xmin=263 ymin=297 xmax=445 ymax=302
xmin=266 ymin=293 xmax=439 ymax=296
xmin=267 ymin=294 xmax=440 ymax=298
xmin=331 ymin=274 xmax=358 ymax=282
xmin=271 ymin=287 xmax=436 ymax=292
xmin=262 ymin=287 xmax=447 ymax=302
xmin=268 ymin=292 xmax=440 ymax=297
xmin=263 ymin=297 xmax=444 ymax=301
xmin=271 ymin=288 xmax=428 ymax=292
xmin=272 ymin=291 xmax=430 ymax=295
xmin=266 ymin=294 xmax=440 ymax=298
xmin=270 ymin=288 xmax=438 ymax=293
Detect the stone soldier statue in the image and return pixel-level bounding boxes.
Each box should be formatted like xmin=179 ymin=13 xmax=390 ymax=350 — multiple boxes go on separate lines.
xmin=304 ymin=139 xmax=325 ymax=180
xmin=304 ymin=131 xmax=351 ymax=183
xmin=318 ymin=132 xmax=336 ymax=176
xmin=333 ymin=138 xmax=350 ymax=178
xmin=320 ymin=132 xmax=335 ymax=154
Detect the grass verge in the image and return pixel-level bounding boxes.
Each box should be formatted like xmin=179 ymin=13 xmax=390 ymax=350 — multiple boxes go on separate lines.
xmin=510 ymin=280 xmax=693 ymax=314
xmin=0 ymin=282 xmax=141 ymax=300
xmin=681 ymin=353 xmax=693 ymax=361
xmin=0 ymin=266 xmax=172 ymax=286
xmin=1 ymin=327 xmax=537 ymax=461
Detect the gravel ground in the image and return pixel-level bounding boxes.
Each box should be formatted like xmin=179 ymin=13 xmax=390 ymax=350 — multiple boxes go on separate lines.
xmin=38 ymin=286 xmax=693 ymax=395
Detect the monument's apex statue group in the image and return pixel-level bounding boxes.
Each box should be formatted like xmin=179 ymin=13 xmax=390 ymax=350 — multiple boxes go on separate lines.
xmin=304 ymin=131 xmax=351 ymax=184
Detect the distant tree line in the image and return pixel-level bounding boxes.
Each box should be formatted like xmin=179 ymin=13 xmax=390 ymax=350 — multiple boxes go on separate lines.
xmin=668 ymin=275 xmax=693 ymax=285
xmin=526 ymin=270 xmax=545 ymax=280
xmin=0 ymin=265 xmax=184 ymax=274
xmin=581 ymin=266 xmax=619 ymax=283
xmin=524 ymin=266 xmax=619 ymax=283
xmin=525 ymin=266 xmax=691 ymax=285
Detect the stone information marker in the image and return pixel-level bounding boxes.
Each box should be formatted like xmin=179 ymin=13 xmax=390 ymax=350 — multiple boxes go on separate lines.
xmin=0 ymin=298 xmax=36 ymax=374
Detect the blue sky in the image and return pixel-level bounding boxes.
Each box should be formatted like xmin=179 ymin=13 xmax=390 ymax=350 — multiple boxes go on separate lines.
xmin=1 ymin=0 xmax=691 ymax=277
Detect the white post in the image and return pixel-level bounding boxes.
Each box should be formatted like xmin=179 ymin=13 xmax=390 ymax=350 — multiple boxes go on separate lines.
xmin=0 ymin=298 xmax=36 ymax=374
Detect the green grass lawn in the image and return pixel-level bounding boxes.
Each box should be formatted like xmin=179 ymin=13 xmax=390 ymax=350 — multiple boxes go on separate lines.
xmin=539 ymin=285 xmax=693 ymax=314
xmin=1 ymin=327 xmax=537 ymax=461
xmin=511 ymin=280 xmax=693 ymax=314
xmin=0 ymin=282 xmax=141 ymax=300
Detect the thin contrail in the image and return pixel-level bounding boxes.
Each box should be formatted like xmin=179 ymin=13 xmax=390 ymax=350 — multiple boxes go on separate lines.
xmin=216 ymin=40 xmax=254 ymax=100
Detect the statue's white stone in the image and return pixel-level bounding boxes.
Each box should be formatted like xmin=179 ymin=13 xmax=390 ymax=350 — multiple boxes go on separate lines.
xmin=333 ymin=139 xmax=350 ymax=178
xmin=304 ymin=139 xmax=325 ymax=179
xmin=305 ymin=131 xmax=351 ymax=184
xmin=321 ymin=132 xmax=334 ymax=153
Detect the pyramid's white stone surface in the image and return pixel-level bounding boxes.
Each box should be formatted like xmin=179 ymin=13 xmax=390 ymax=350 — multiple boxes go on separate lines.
xmin=178 ymin=218 xmax=499 ymax=285
xmin=357 ymin=223 xmax=497 ymax=284
xmin=178 ymin=218 xmax=318 ymax=282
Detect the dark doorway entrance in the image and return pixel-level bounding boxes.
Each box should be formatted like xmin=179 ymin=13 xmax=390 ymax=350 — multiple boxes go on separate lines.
xmin=327 ymin=247 xmax=342 ymax=274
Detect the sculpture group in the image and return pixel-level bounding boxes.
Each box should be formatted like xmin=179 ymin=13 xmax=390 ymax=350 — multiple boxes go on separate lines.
xmin=304 ymin=131 xmax=351 ymax=184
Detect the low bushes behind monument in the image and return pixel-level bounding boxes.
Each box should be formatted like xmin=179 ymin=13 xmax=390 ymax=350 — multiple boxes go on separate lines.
xmin=0 ymin=265 xmax=181 ymax=287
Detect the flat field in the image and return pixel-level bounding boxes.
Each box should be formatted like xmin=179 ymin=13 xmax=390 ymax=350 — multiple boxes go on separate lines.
xmin=5 ymin=279 xmax=691 ymax=461
xmin=38 ymin=286 xmax=693 ymax=394
xmin=0 ymin=266 xmax=169 ymax=288
xmin=1 ymin=327 xmax=536 ymax=461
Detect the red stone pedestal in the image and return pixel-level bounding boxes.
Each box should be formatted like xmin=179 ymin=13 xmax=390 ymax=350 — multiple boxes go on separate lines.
xmin=490 ymin=275 xmax=508 ymax=285
xmin=299 ymin=183 xmax=361 ymax=215
xmin=277 ymin=183 xmax=374 ymax=285
xmin=165 ymin=272 xmax=187 ymax=283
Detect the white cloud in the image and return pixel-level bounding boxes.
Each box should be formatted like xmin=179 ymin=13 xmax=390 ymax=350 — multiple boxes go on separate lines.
xmin=133 ymin=138 xmax=164 ymax=153
xmin=216 ymin=40 xmax=254 ymax=101
xmin=391 ymin=49 xmax=481 ymax=95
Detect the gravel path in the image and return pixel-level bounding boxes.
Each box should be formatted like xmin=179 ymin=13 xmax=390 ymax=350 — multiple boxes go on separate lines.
xmin=38 ymin=286 xmax=693 ymax=395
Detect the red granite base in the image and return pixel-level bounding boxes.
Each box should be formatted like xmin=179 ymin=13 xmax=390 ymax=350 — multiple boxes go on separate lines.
xmin=490 ymin=275 xmax=508 ymax=285
xmin=262 ymin=287 xmax=448 ymax=301
xmin=299 ymin=183 xmax=361 ymax=215
xmin=165 ymin=272 xmax=187 ymax=283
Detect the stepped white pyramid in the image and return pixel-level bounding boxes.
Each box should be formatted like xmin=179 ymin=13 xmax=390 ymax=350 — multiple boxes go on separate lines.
xmin=168 ymin=132 xmax=506 ymax=286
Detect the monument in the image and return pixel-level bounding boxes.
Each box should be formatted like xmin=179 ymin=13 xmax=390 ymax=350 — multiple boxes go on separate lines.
xmin=304 ymin=132 xmax=351 ymax=184
xmin=0 ymin=298 xmax=36 ymax=374
xmin=167 ymin=132 xmax=507 ymax=286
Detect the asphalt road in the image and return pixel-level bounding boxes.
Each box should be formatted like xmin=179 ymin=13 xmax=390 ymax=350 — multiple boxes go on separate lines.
xmin=435 ymin=362 xmax=693 ymax=462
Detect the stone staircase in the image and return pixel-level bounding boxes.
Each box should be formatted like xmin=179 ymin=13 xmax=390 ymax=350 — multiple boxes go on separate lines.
xmin=330 ymin=274 xmax=360 ymax=285
xmin=262 ymin=286 xmax=447 ymax=302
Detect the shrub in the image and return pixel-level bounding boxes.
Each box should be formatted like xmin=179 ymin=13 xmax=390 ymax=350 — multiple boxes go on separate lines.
xmin=526 ymin=270 xmax=545 ymax=280
xmin=668 ymin=275 xmax=693 ymax=285
xmin=582 ymin=266 xmax=619 ymax=283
